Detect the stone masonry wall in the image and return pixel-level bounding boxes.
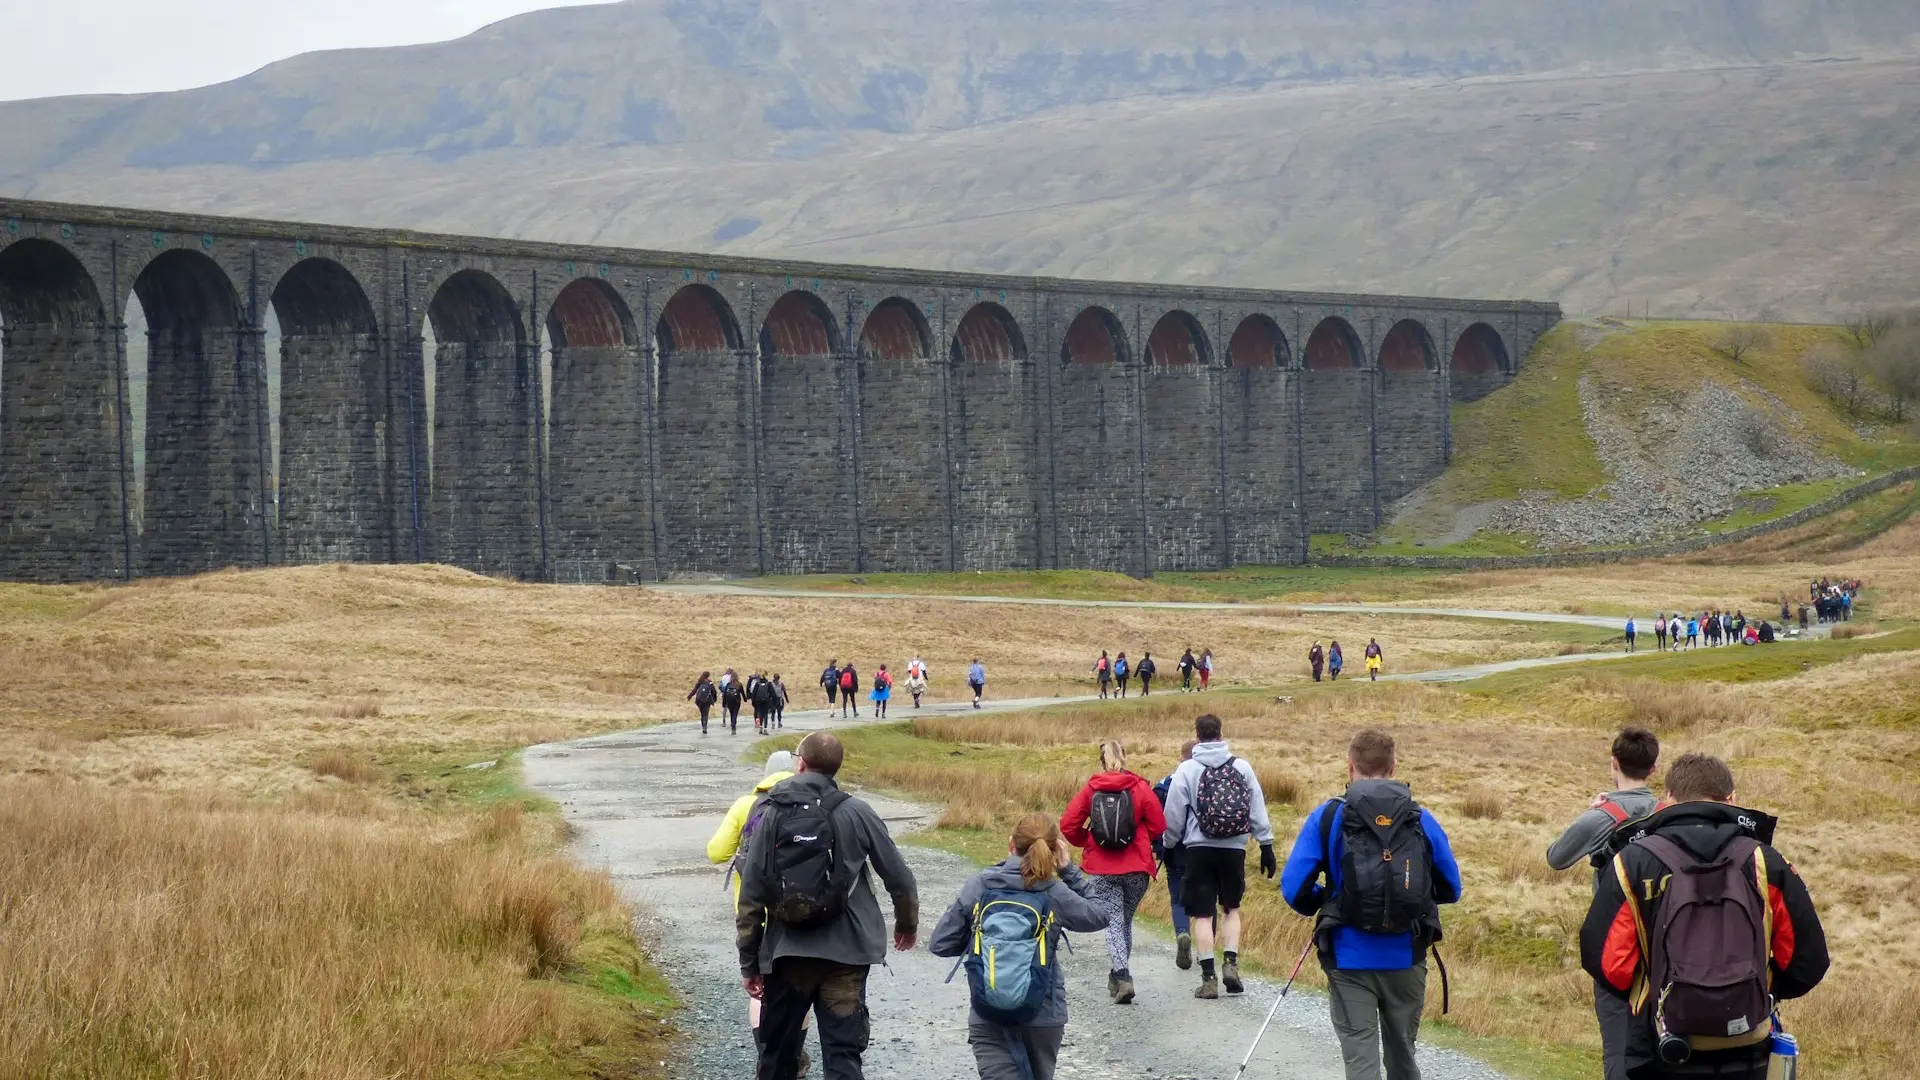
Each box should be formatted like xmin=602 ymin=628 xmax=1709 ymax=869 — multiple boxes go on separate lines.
xmin=761 ymin=352 xmax=854 ymax=574
xmin=858 ymin=355 xmax=949 ymax=571
xmin=1375 ymin=368 xmax=1446 ymax=505
xmin=0 ymin=319 xmax=129 ymax=581
xmin=1144 ymin=367 xmax=1220 ymax=571
xmin=950 ymin=356 xmax=1041 ymax=570
xmin=549 ymin=343 xmax=652 ymax=583
xmin=428 ymin=340 xmax=541 ymax=578
xmin=656 ymin=348 xmax=756 ymax=574
xmin=142 ymin=326 xmax=269 ymax=575
xmin=1300 ymin=368 xmax=1376 ymax=534
xmin=1053 ymin=362 xmax=1147 ymax=573
xmin=1223 ymin=367 xmax=1300 ymax=566
xmin=279 ymin=331 xmax=390 ymax=564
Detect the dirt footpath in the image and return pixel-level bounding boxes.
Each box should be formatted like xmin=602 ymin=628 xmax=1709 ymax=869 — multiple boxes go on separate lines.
xmin=524 ymin=698 xmax=1513 ymax=1080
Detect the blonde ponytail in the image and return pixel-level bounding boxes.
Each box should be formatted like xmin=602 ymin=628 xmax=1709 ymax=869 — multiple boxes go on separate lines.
xmin=1011 ymin=812 xmax=1061 ymax=888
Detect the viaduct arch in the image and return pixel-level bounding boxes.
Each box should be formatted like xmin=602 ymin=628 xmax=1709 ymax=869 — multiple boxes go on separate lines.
xmin=0 ymin=198 xmax=1560 ymax=582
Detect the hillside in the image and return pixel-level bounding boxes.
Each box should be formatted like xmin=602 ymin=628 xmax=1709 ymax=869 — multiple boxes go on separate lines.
xmin=3 ymin=1 xmax=1920 ymax=318
xmin=1377 ymin=320 xmax=1920 ymax=554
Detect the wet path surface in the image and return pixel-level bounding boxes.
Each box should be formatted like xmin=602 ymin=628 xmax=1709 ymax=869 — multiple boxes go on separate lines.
xmin=525 ymin=694 xmax=1513 ymax=1080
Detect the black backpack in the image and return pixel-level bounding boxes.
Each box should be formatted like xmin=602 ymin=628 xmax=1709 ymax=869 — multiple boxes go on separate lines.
xmin=694 ymin=682 xmax=717 ymax=706
xmin=1088 ymin=788 xmax=1137 ymax=850
xmin=1194 ymin=758 xmax=1254 ymax=838
xmin=762 ymin=787 xmax=854 ymax=927
xmin=722 ymin=681 xmax=743 ymax=705
xmin=1321 ymin=787 xmax=1435 ymax=937
xmin=751 ymin=679 xmax=778 ymax=709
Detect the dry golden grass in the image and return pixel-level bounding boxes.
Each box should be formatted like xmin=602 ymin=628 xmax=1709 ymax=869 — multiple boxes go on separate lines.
xmin=1459 ymin=782 xmax=1505 ymax=820
xmin=309 ymin=748 xmax=381 ymax=783
xmin=0 ymin=779 xmax=643 ymax=1080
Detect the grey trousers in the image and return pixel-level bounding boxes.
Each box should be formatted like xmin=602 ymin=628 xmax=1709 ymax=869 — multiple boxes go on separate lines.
xmin=1596 ymin=980 xmax=1633 ymax=1080
xmin=967 ymin=1022 xmax=1064 ymax=1080
xmin=1326 ymin=962 xmax=1426 ymax=1080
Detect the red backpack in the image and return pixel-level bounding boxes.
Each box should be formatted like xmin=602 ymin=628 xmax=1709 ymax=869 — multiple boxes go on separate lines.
xmin=840 ymin=668 xmax=855 ymax=690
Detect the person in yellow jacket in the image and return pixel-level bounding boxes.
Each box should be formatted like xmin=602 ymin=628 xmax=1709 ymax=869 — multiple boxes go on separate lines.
xmin=708 ymin=750 xmax=811 ymax=1073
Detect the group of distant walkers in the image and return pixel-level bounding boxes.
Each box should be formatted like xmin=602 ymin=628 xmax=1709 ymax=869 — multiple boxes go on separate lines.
xmin=1308 ymin=637 xmax=1386 ymax=681
xmin=708 ymin=713 xmax=1829 ymax=1080
xmin=1089 ymin=647 xmax=1212 ymax=699
xmin=1621 ymin=577 xmax=1867 ymax=652
xmin=688 ymin=656 xmax=991 ymax=733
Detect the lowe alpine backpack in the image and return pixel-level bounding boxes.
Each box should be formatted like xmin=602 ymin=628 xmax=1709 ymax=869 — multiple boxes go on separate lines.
xmin=1637 ymin=835 xmax=1773 ymax=1052
xmin=954 ymin=887 xmax=1059 ymax=1026
xmin=1194 ymin=758 xmax=1254 ymax=839
xmin=1322 ymin=788 xmax=1435 ymax=936
xmin=762 ymin=787 xmax=853 ymax=928
xmin=1088 ymin=788 xmax=1137 ymax=851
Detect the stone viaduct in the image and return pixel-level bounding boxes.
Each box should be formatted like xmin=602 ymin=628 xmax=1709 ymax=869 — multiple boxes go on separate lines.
xmin=0 ymin=198 xmax=1560 ymax=584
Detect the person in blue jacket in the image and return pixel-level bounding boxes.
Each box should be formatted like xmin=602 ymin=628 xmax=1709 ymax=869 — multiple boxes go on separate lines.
xmin=1280 ymin=729 xmax=1462 ymax=1080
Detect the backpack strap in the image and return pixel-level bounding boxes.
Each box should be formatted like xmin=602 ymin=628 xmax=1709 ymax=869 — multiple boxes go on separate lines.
xmin=1595 ymin=798 xmax=1633 ymax=825
xmin=1609 ymin=849 xmax=1653 ymax=1014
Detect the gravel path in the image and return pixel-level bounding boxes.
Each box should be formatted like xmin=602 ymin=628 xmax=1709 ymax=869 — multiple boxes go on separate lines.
xmin=524 ymin=694 xmax=1516 ymax=1080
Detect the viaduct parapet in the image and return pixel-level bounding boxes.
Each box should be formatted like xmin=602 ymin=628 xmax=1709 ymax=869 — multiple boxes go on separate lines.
xmin=0 ymin=198 xmax=1560 ymax=583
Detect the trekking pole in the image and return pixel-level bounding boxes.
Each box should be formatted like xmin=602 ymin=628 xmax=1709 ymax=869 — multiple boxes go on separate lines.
xmin=1230 ymin=934 xmax=1318 ymax=1080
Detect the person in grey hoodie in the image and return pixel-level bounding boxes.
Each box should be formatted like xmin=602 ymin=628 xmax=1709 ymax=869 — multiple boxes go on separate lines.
xmin=1546 ymin=726 xmax=1660 ymax=1080
xmin=738 ymin=732 xmax=920 ymax=1080
xmin=1157 ymin=713 xmax=1276 ymax=999
xmin=930 ymin=812 xmax=1110 ymax=1080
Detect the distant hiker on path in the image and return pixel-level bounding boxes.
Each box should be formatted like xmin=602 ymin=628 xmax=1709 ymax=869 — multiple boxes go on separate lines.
xmin=929 ymin=813 xmax=1109 ymax=1080
xmin=750 ymin=671 xmax=779 ymax=736
xmin=1160 ymin=713 xmax=1276 ymax=999
xmin=737 ymin=732 xmax=920 ymax=1080
xmin=688 ymin=671 xmax=718 ymax=735
xmin=1152 ymin=741 xmax=1198 ymax=971
xmin=1309 ymin=642 xmax=1326 ymax=682
xmin=1282 ymin=729 xmax=1463 ymax=1080
xmin=821 ymin=660 xmax=841 ymax=707
xmin=774 ymin=674 xmax=790 ymax=728
xmin=1136 ymin=652 xmax=1156 ymax=695
xmin=1095 ymin=651 xmax=1113 ymax=700
xmin=1328 ymin=640 xmax=1345 ymax=681
xmin=1177 ymin=648 xmax=1198 ymax=692
xmin=1624 ymin=617 xmax=1637 ymax=653
xmin=1113 ymin=652 xmax=1131 ymax=697
xmin=905 ymin=666 xmax=928 ymax=709
xmin=1580 ymin=753 xmax=1829 ymax=1080
xmin=1059 ymin=740 xmax=1167 ymax=1006
xmin=838 ymin=664 xmax=860 ymax=718
xmin=1198 ymin=648 xmax=1214 ymax=690
xmin=870 ymin=664 xmax=892 ymax=720
xmin=968 ymin=658 xmax=986 ymax=709
xmin=1546 ymin=727 xmax=1660 ymax=1080
xmin=721 ymin=669 xmax=746 ymax=735
xmin=708 ymin=751 xmax=809 ymax=1075
xmin=1654 ymin=615 xmax=1668 ymax=652
xmin=1685 ymin=616 xmax=1700 ymax=649
xmin=1364 ymin=639 xmax=1384 ymax=681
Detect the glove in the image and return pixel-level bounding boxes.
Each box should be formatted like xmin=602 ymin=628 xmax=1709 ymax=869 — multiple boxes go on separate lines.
xmin=1259 ymin=843 xmax=1277 ymax=879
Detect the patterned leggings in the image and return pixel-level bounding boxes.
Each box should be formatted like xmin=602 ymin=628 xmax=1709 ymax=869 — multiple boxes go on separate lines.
xmin=1086 ymin=871 xmax=1151 ymax=973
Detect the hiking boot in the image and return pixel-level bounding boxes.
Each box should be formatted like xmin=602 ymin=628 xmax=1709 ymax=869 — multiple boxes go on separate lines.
xmin=1175 ymin=933 xmax=1193 ymax=970
xmin=1112 ymin=972 xmax=1135 ymax=1005
xmin=1107 ymin=971 xmax=1118 ymax=998
xmin=1194 ymin=975 xmax=1219 ymax=999
xmin=1222 ymin=959 xmax=1244 ymax=994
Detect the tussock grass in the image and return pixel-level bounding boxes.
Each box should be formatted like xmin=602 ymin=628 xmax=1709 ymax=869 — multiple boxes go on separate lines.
xmin=1459 ymin=782 xmax=1506 ymax=820
xmin=328 ymin=696 xmax=382 ymax=719
xmin=309 ymin=749 xmax=381 ymax=784
xmin=0 ymin=779 xmax=640 ymax=1080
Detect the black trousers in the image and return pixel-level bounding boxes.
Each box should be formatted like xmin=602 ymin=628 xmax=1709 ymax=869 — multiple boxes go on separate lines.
xmin=759 ymin=958 xmax=871 ymax=1080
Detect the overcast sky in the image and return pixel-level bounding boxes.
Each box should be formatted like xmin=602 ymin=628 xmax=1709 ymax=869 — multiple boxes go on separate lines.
xmin=1 ymin=0 xmax=614 ymax=102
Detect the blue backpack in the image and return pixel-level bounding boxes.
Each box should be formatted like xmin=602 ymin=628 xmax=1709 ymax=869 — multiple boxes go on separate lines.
xmin=948 ymin=886 xmax=1058 ymax=1025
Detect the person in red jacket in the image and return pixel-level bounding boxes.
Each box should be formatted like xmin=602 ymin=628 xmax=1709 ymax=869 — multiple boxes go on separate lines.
xmin=1060 ymin=739 xmax=1167 ymax=1006
xmin=1579 ymin=753 xmax=1828 ymax=1080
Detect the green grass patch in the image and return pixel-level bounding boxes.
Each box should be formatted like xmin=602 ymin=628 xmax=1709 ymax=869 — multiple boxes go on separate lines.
xmin=1465 ymin=626 xmax=1920 ymax=695
xmin=1421 ymin=1024 xmax=1600 ymax=1080
xmin=1443 ymin=324 xmax=1606 ymax=502
xmin=744 ymin=565 xmax=1487 ymax=605
xmin=1696 ymin=475 xmax=1862 ymax=534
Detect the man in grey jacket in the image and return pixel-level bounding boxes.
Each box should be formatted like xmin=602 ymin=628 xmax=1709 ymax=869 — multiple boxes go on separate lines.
xmin=1158 ymin=713 xmax=1275 ymax=999
xmin=1546 ymin=726 xmax=1659 ymax=1080
xmin=738 ymin=732 xmax=919 ymax=1080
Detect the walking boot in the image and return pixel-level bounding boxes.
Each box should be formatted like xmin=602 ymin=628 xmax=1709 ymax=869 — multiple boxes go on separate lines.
xmin=1222 ymin=957 xmax=1244 ymax=994
xmin=1112 ymin=970 xmax=1136 ymax=1005
xmin=1107 ymin=971 xmax=1118 ymax=999
xmin=1194 ymin=975 xmax=1219 ymax=999
xmin=1175 ymin=933 xmax=1193 ymax=971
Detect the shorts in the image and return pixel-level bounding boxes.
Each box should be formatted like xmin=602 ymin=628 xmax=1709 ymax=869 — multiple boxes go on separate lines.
xmin=1179 ymin=845 xmax=1247 ymax=917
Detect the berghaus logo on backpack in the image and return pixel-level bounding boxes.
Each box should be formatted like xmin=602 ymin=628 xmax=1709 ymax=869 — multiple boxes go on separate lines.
xmin=767 ymin=789 xmax=851 ymax=928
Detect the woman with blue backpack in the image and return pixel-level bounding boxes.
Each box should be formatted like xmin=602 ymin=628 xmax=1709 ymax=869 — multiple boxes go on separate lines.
xmin=1059 ymin=740 xmax=1166 ymax=1005
xmin=930 ymin=813 xmax=1109 ymax=1080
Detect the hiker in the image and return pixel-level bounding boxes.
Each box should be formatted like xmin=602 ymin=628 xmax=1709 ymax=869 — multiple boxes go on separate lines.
xmin=1654 ymin=615 xmax=1668 ymax=652
xmin=1328 ymin=640 xmax=1345 ymax=681
xmin=773 ymin=674 xmax=790 ymax=728
xmin=737 ymin=732 xmax=920 ymax=1080
xmin=1742 ymin=623 xmax=1759 ymax=646
xmin=1364 ymin=639 xmax=1384 ymax=681
xmin=821 ymin=660 xmax=841 ymax=708
xmin=688 ymin=671 xmax=718 ymax=735
xmin=721 ymin=669 xmax=746 ymax=735
xmin=1198 ymin=648 xmax=1214 ymax=690
xmin=751 ymin=672 xmax=780 ymax=736
xmin=1281 ymin=729 xmax=1463 ymax=1080
xmin=968 ymin=658 xmax=986 ymax=709
xmin=1580 ymin=753 xmax=1829 ymax=1080
xmin=871 ymin=664 xmax=892 ymax=720
xmin=905 ymin=666 xmax=928 ymax=709
xmin=929 ymin=813 xmax=1109 ymax=1080
xmin=1546 ymin=727 xmax=1660 ymax=1080
xmin=1684 ymin=617 xmax=1699 ymax=650
xmin=1758 ymin=621 xmax=1775 ymax=644
xmin=1177 ymin=648 xmax=1197 ymax=692
xmin=708 ymin=751 xmax=811 ymax=1075
xmin=839 ymin=663 xmax=859 ymax=718
xmin=1059 ymin=740 xmax=1167 ymax=1005
xmin=1152 ymin=741 xmax=1198 ymax=971
xmin=1136 ymin=652 xmax=1156 ymax=695
xmin=1309 ymin=641 xmax=1325 ymax=682
xmin=1113 ymin=652 xmax=1131 ymax=697
xmin=1160 ymin=714 xmax=1276 ymax=999
xmin=1095 ymin=651 xmax=1113 ymax=700
xmin=1625 ymin=617 xmax=1637 ymax=653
